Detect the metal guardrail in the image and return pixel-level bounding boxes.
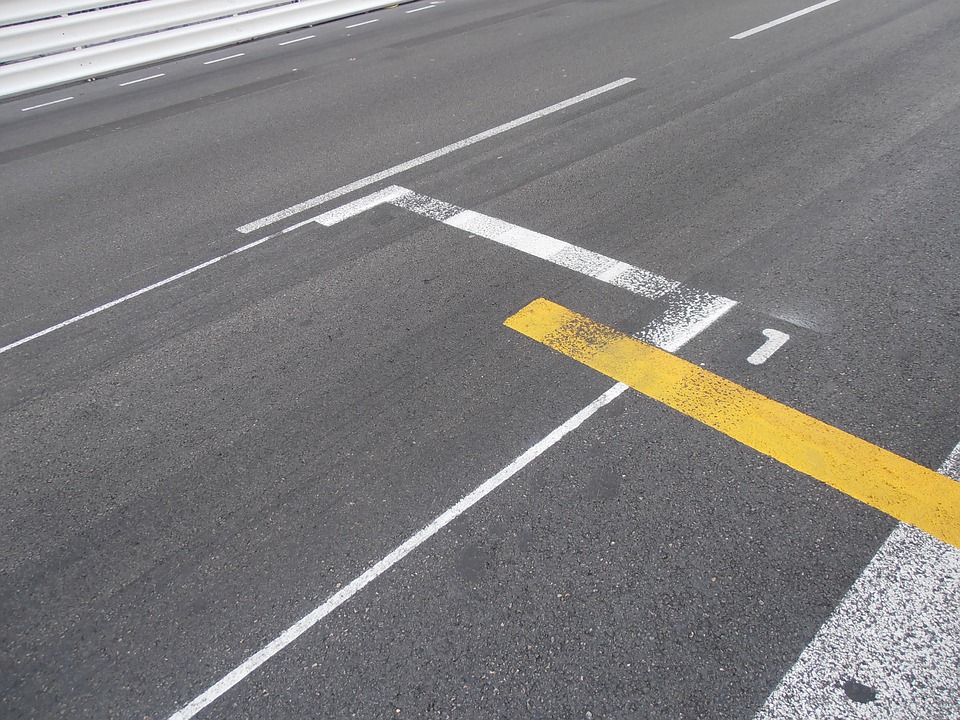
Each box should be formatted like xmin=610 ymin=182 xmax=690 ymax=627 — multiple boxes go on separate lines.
xmin=0 ymin=0 xmax=396 ymax=100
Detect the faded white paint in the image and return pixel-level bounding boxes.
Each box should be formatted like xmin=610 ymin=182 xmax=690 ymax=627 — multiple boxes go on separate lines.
xmin=754 ymin=444 xmax=960 ymax=719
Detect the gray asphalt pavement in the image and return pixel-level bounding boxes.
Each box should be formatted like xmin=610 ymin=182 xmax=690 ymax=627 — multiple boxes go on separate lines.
xmin=1 ymin=0 xmax=959 ymax=718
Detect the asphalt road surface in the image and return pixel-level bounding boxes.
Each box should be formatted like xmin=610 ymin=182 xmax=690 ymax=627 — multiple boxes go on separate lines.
xmin=2 ymin=0 xmax=959 ymax=718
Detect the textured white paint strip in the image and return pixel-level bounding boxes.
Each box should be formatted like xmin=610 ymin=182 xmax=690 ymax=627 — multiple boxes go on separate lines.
xmin=345 ymin=19 xmax=378 ymax=27
xmin=0 ymin=233 xmax=276 ymax=357
xmin=638 ymin=288 xmax=738 ymax=353
xmin=235 ymin=77 xmax=636 ymax=233
xmin=118 ymin=73 xmax=165 ymax=86
xmin=731 ymin=0 xmax=845 ymax=40
xmin=747 ymin=328 xmax=790 ymax=365
xmin=754 ymin=444 xmax=960 ymax=720
xmin=317 ymin=186 xmax=738 ymax=347
xmin=166 ymin=382 xmax=630 ymax=720
xmin=405 ymin=5 xmax=433 ymax=12
xmin=21 ymin=96 xmax=73 ymax=111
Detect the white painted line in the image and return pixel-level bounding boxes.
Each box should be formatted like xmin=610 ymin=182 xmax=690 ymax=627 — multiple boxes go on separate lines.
xmin=731 ymin=0 xmax=845 ymax=40
xmin=754 ymin=443 xmax=960 ymax=719
xmin=203 ymin=53 xmax=245 ymax=65
xmin=118 ymin=73 xmax=165 ymax=87
xmin=345 ymin=19 xmax=379 ymax=28
xmin=317 ymin=186 xmax=738 ymax=352
xmin=406 ymin=5 xmax=434 ymax=12
xmin=315 ymin=185 xmax=413 ymax=226
xmin=747 ymin=328 xmax=790 ymax=365
xmin=638 ymin=288 xmax=737 ymax=353
xmin=0 ymin=233 xmax=276 ymax=357
xmin=942 ymin=441 xmax=960 ymax=481
xmin=166 ymin=381 xmax=629 ymax=720
xmin=236 ymin=77 xmax=637 ymax=233
xmin=21 ymin=96 xmax=74 ymax=112
xmin=163 ymin=240 xmax=733 ymax=718
xmin=278 ymin=35 xmax=315 ymax=45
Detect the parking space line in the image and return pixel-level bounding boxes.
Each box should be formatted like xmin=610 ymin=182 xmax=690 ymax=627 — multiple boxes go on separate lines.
xmin=504 ymin=298 xmax=960 ymax=548
xmin=166 ymin=382 xmax=629 ymax=720
xmin=236 ymin=77 xmax=637 ymax=233
xmin=731 ymin=0 xmax=846 ymax=40
xmin=314 ymin=186 xmax=737 ymax=351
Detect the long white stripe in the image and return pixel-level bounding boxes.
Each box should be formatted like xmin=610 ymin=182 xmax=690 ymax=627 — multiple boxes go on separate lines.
xmin=0 ymin=233 xmax=276 ymax=357
xmin=754 ymin=443 xmax=960 ymax=719
xmin=166 ymin=382 xmax=630 ymax=720
xmin=235 ymin=78 xmax=636 ymax=233
xmin=731 ymin=0 xmax=846 ymax=40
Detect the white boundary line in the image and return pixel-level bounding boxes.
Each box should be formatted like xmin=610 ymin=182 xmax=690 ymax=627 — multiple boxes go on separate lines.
xmin=235 ymin=77 xmax=636 ymax=233
xmin=731 ymin=0 xmax=846 ymax=40
xmin=167 ymin=382 xmax=630 ymax=720
xmin=119 ymin=73 xmax=165 ymax=87
xmin=754 ymin=442 xmax=960 ymax=718
xmin=0 ymin=234 xmax=275 ymax=357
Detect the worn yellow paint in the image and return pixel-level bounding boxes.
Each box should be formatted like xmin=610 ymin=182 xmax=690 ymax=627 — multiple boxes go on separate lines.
xmin=505 ymin=298 xmax=960 ymax=549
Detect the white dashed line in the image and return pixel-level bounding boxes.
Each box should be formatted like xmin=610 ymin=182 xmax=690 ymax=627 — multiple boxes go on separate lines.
xmin=236 ymin=77 xmax=636 ymax=233
xmin=731 ymin=0 xmax=846 ymax=40
xmin=203 ymin=53 xmax=245 ymax=65
xmin=346 ymin=19 xmax=379 ymax=28
xmin=405 ymin=5 xmax=434 ymax=12
xmin=21 ymin=96 xmax=74 ymax=112
xmin=278 ymin=35 xmax=315 ymax=46
xmin=118 ymin=73 xmax=165 ymax=87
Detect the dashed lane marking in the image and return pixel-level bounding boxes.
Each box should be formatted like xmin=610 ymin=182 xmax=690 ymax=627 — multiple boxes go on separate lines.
xmin=504 ymin=298 xmax=960 ymax=548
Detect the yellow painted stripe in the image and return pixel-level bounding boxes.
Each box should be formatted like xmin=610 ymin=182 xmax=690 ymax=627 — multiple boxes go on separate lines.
xmin=505 ymin=298 xmax=960 ymax=549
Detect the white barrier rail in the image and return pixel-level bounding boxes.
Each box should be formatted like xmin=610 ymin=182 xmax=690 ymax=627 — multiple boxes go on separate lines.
xmin=0 ymin=0 xmax=397 ymax=100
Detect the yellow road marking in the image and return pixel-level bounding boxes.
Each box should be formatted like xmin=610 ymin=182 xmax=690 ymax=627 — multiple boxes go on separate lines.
xmin=504 ymin=298 xmax=960 ymax=548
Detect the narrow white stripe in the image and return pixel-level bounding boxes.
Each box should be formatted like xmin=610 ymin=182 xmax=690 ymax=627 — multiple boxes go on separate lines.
xmin=203 ymin=53 xmax=245 ymax=65
xmin=747 ymin=328 xmax=790 ymax=365
xmin=313 ymin=186 xmax=413 ymax=226
xmin=119 ymin=74 xmax=165 ymax=87
xmin=731 ymin=0 xmax=845 ymax=40
xmin=236 ymin=78 xmax=636 ymax=233
xmin=166 ymin=382 xmax=629 ymax=720
xmin=21 ymin=96 xmax=74 ymax=112
xmin=405 ymin=5 xmax=433 ymax=12
xmin=345 ymin=19 xmax=379 ymax=28
xmin=0 ymin=233 xmax=277 ymax=357
xmin=278 ymin=35 xmax=315 ymax=45
xmin=754 ymin=445 xmax=960 ymax=719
